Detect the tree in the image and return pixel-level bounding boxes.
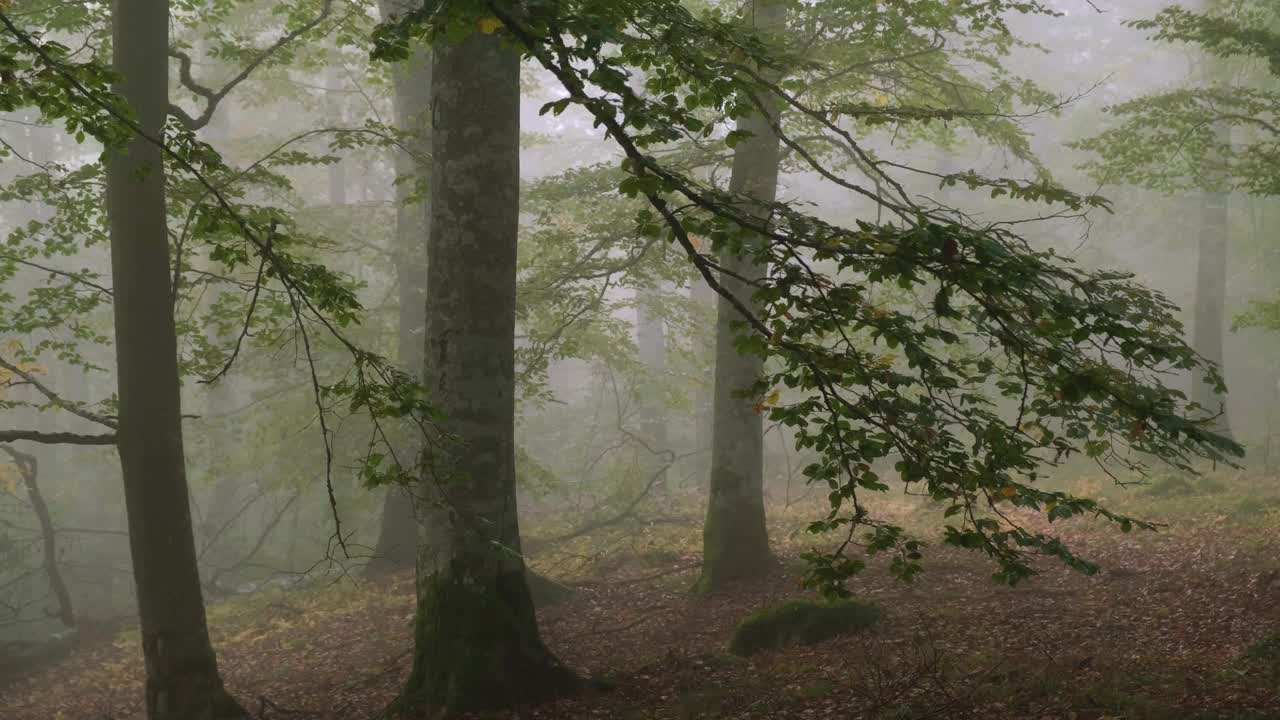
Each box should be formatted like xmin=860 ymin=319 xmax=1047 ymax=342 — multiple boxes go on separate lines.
xmin=634 ymin=281 xmax=670 ymax=492
xmin=104 ymin=0 xmax=244 ymax=715
xmin=1073 ymin=1 xmax=1280 ymax=435
xmin=393 ymin=0 xmax=1241 ymax=596
xmin=398 ymin=16 xmax=575 ymax=714
xmin=367 ymin=0 xmax=431 ymax=575
xmin=698 ymin=0 xmax=784 ymax=591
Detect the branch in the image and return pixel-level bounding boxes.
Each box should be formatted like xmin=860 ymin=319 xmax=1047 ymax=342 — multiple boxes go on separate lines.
xmin=168 ymin=0 xmax=336 ymax=130
xmin=0 ymin=429 xmax=115 ymax=445
xmin=0 ymin=355 xmax=117 ymax=429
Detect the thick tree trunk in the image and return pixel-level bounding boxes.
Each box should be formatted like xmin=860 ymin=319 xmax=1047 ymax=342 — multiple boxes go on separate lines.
xmin=401 ymin=21 xmax=575 ymax=715
xmin=697 ymin=0 xmax=785 ymax=593
xmin=105 ymin=0 xmax=243 ymax=716
xmin=1192 ymin=121 xmax=1232 ymax=438
xmin=367 ymin=0 xmax=431 ymax=576
xmin=635 ymin=284 xmax=669 ymax=491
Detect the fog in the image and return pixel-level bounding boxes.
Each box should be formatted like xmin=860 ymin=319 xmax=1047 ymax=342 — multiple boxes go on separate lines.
xmin=2 ymin=1 xmax=1279 ymax=718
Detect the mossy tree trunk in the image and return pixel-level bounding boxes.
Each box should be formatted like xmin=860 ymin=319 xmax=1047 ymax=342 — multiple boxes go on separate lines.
xmin=105 ymin=0 xmax=243 ymax=716
xmin=367 ymin=0 xmax=432 ymax=575
xmin=698 ymin=0 xmax=785 ymax=592
xmin=401 ymin=20 xmax=574 ymax=716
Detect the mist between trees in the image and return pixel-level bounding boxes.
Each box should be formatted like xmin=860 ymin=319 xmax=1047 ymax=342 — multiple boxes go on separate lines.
xmin=1 ymin=1 xmax=1279 ymax=719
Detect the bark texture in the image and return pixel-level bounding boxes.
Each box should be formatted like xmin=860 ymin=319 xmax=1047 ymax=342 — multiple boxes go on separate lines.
xmin=105 ymin=0 xmax=242 ymax=716
xmin=401 ymin=24 xmax=574 ymax=715
xmin=698 ymin=0 xmax=784 ymax=592
xmin=367 ymin=0 xmax=432 ymax=575
xmin=1192 ymin=120 xmax=1232 ymax=438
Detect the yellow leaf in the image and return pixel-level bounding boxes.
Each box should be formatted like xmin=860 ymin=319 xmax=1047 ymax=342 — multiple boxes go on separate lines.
xmin=476 ymin=16 xmax=503 ymax=34
xmin=997 ymin=486 xmax=1018 ymax=499
xmin=765 ymin=389 xmax=781 ymax=406
xmin=0 ymin=465 xmax=18 ymax=494
xmin=872 ymin=92 xmax=889 ymax=107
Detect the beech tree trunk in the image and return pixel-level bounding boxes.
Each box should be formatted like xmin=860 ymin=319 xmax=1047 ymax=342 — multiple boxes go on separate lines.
xmin=325 ymin=47 xmax=347 ymax=207
xmin=105 ymin=0 xmax=243 ymax=716
xmin=1192 ymin=120 xmax=1232 ymax=438
xmin=401 ymin=21 xmax=575 ymax=715
xmin=635 ymin=284 xmax=669 ymax=492
xmin=367 ymin=0 xmax=431 ymax=575
xmin=698 ymin=0 xmax=784 ymax=592
xmin=0 ymin=446 xmax=74 ymax=628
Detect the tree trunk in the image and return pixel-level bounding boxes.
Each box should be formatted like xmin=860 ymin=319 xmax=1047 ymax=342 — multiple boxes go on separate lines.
xmin=635 ymin=283 xmax=669 ymax=492
xmin=691 ymin=279 xmax=717 ymax=461
xmin=1 ymin=446 xmax=75 ymax=628
xmin=366 ymin=0 xmax=431 ymax=576
xmin=105 ymin=0 xmax=243 ymax=716
xmin=697 ymin=0 xmax=784 ymax=593
xmin=325 ymin=48 xmax=347 ymax=207
xmin=401 ymin=21 xmax=575 ymax=715
xmin=1191 ymin=118 xmax=1233 ymax=439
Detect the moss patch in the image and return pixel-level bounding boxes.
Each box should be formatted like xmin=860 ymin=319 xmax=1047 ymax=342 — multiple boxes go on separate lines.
xmin=727 ymin=599 xmax=881 ymax=656
xmin=1242 ymin=631 xmax=1280 ymax=676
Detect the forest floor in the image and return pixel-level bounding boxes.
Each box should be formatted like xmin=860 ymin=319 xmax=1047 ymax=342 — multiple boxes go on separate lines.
xmin=5 ymin=477 xmax=1280 ymax=720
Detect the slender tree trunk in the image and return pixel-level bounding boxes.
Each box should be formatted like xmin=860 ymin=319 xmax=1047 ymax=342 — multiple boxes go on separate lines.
xmin=698 ymin=0 xmax=784 ymax=592
xmin=196 ymin=85 xmax=244 ymax=574
xmin=691 ymin=279 xmax=717 ymax=461
xmin=401 ymin=20 xmax=575 ymax=715
xmin=1192 ymin=120 xmax=1233 ymax=438
xmin=325 ymin=48 xmax=347 ymax=207
xmin=105 ymin=0 xmax=243 ymax=716
xmin=367 ymin=0 xmax=431 ymax=575
xmin=635 ymin=283 xmax=669 ymax=492
xmin=1 ymin=446 xmax=74 ymax=628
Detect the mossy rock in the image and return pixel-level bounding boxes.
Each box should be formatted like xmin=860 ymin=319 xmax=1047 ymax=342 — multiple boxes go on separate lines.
xmin=526 ymin=571 xmax=575 ymax=607
xmin=727 ymin=599 xmax=881 ymax=656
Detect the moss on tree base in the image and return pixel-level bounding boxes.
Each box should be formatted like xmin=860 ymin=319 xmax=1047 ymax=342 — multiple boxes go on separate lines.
xmin=727 ymin=599 xmax=881 ymax=656
xmin=696 ymin=493 xmax=772 ymax=594
xmin=400 ymin=566 xmax=578 ymax=717
xmin=526 ymin=570 xmax=575 ymax=607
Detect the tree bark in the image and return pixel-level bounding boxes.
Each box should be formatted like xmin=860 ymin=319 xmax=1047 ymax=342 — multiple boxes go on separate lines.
xmin=367 ymin=0 xmax=431 ymax=575
xmin=105 ymin=0 xmax=243 ymax=716
xmin=1191 ymin=119 xmax=1233 ymax=439
xmin=401 ymin=20 xmax=575 ymax=715
xmin=697 ymin=0 xmax=785 ymax=592
xmin=635 ymin=283 xmax=669 ymax=492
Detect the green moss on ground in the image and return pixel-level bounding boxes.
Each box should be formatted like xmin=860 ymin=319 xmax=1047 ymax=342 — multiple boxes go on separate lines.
xmin=1242 ymin=631 xmax=1280 ymax=676
xmin=727 ymin=599 xmax=881 ymax=656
